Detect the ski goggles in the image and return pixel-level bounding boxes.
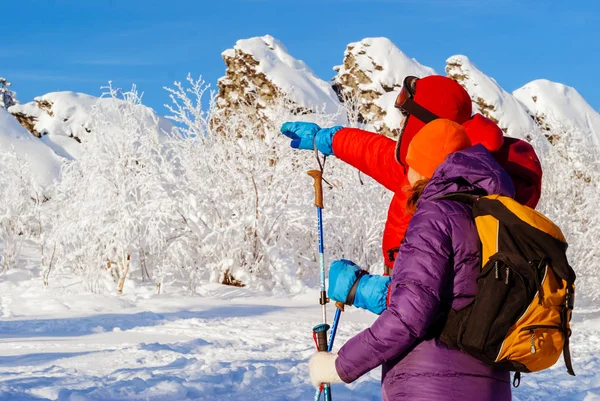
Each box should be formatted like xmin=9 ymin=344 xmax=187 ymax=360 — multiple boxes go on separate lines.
xmin=394 ymin=76 xmax=440 ymax=169
xmin=394 ymin=76 xmax=440 ymax=124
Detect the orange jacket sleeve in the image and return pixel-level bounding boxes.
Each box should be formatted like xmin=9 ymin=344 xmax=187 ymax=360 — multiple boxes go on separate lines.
xmin=332 ymin=128 xmax=407 ymax=193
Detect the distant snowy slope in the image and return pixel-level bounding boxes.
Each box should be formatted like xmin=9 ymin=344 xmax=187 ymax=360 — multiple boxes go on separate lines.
xmin=514 ymin=79 xmax=600 ymax=146
xmin=334 ymin=37 xmax=436 ymax=135
xmin=0 ymin=108 xmax=62 ymax=187
xmin=218 ymin=35 xmax=342 ymax=124
xmin=9 ymin=92 xmax=175 ymax=160
xmin=446 ymin=55 xmax=537 ymax=137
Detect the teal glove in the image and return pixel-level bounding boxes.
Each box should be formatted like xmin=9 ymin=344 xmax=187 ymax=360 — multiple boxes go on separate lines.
xmin=280 ymin=122 xmax=342 ymax=156
xmin=328 ymin=260 xmax=391 ymax=315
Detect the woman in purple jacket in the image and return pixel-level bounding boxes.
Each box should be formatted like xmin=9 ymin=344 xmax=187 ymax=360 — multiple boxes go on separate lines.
xmin=309 ymin=119 xmax=514 ymax=401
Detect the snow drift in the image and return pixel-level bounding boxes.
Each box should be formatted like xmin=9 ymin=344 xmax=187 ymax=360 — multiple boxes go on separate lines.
xmin=9 ymin=91 xmax=176 ymax=160
xmin=0 ymin=108 xmax=62 ymax=187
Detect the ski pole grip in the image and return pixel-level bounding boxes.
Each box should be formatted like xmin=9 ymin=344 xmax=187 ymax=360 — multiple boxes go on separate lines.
xmin=313 ymin=323 xmax=330 ymax=352
xmin=308 ymin=170 xmax=324 ymax=208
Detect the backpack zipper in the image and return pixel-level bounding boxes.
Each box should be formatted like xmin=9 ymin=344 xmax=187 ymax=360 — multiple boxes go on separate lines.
xmin=519 ymin=325 xmax=563 ymax=355
xmin=520 ymin=324 xmax=563 ymax=331
xmin=484 ymin=260 xmax=523 ymax=286
xmin=493 ymin=268 xmax=549 ymax=363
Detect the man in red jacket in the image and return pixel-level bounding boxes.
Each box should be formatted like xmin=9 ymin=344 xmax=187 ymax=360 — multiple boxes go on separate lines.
xmin=281 ymin=75 xmax=542 ymax=274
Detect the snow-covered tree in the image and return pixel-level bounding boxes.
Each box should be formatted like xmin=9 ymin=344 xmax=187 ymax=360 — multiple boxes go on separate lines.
xmin=161 ymin=75 xmax=389 ymax=293
xmin=532 ymin=124 xmax=600 ymax=303
xmin=339 ymin=87 xmax=366 ymax=129
xmin=25 ymin=74 xmax=388 ymax=294
xmin=0 ymin=149 xmax=36 ymax=272
xmin=47 ymin=84 xmax=183 ymax=293
xmin=20 ymin=74 xmax=595 ymax=303
xmin=0 ymin=77 xmax=18 ymax=110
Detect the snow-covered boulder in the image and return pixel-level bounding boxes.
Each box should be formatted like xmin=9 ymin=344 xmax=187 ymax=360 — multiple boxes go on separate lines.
xmin=216 ymin=35 xmax=343 ymax=132
xmin=333 ymin=37 xmax=436 ymax=136
xmin=446 ymin=55 xmax=537 ymax=137
xmin=513 ymin=79 xmax=600 ymax=146
xmin=9 ymin=91 xmax=175 ymax=160
xmin=0 ymin=108 xmax=62 ymax=187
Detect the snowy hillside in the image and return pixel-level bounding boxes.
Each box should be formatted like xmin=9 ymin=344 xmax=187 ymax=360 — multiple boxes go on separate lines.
xmin=0 ymin=108 xmax=62 ymax=187
xmin=446 ymin=55 xmax=538 ymax=137
xmin=217 ymin=35 xmax=343 ymax=131
xmin=514 ymin=79 xmax=600 ymax=146
xmin=333 ymin=37 xmax=436 ymax=136
xmin=8 ymin=91 xmax=175 ymax=160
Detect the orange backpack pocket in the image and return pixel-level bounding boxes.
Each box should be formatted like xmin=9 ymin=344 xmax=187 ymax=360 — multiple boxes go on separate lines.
xmin=496 ymin=267 xmax=570 ymax=372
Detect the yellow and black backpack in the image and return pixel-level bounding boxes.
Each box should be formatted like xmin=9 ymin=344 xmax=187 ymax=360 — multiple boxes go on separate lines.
xmin=437 ymin=194 xmax=576 ymax=386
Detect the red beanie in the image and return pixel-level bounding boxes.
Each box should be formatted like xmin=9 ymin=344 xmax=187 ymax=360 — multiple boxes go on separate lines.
xmin=398 ymin=76 xmax=473 ymax=167
xmin=406 ymin=119 xmax=472 ymax=178
xmin=462 ymin=113 xmax=504 ymax=152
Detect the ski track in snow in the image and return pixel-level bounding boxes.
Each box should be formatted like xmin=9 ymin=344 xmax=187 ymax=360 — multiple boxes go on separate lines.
xmin=0 ymin=279 xmax=598 ymax=401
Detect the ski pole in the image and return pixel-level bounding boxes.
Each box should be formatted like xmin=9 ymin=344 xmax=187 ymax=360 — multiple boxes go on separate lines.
xmin=308 ymin=170 xmax=328 ymax=325
xmin=313 ymin=307 xmax=342 ymax=401
xmin=328 ymin=308 xmax=342 ymax=351
xmin=308 ymin=169 xmax=334 ymax=401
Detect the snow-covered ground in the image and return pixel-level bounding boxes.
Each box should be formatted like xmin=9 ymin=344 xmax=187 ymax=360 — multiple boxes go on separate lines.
xmin=0 ymin=266 xmax=381 ymax=400
xmin=1 ymin=250 xmax=599 ymax=401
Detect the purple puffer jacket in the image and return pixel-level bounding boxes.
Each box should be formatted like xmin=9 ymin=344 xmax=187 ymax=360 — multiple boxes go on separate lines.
xmin=336 ymin=145 xmax=516 ymax=401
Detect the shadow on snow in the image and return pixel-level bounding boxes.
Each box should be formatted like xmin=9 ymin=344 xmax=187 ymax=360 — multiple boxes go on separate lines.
xmin=0 ymin=305 xmax=285 ymax=339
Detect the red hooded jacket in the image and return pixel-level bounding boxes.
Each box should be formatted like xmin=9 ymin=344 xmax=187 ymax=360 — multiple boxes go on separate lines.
xmin=332 ymin=77 xmax=542 ymax=271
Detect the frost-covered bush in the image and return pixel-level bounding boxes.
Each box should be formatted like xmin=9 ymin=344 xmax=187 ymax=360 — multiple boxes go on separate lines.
xmin=7 ymin=75 xmax=597 ymax=301
xmin=0 ymin=146 xmax=51 ymax=277
xmin=0 ymin=77 xmax=18 ymax=110
xmin=38 ymin=77 xmax=388 ymax=294
xmin=0 ymin=150 xmax=35 ymax=271
xmin=532 ymin=125 xmax=600 ymax=305
xmin=47 ymin=84 xmax=184 ymax=293
xmin=163 ymin=75 xmax=389 ymax=293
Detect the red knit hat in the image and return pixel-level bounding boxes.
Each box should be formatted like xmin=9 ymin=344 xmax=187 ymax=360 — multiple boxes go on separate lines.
xmin=397 ymin=75 xmax=473 ymax=167
xmin=406 ymin=119 xmax=472 ymax=178
xmin=462 ymin=113 xmax=504 ymax=152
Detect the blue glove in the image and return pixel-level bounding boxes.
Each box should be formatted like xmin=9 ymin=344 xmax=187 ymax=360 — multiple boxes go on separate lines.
xmin=328 ymin=259 xmax=391 ymax=315
xmin=280 ymin=122 xmax=342 ymax=156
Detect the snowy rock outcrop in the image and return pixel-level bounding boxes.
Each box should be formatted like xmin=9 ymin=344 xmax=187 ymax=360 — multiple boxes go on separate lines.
xmin=513 ymin=79 xmax=600 ymax=146
xmin=445 ymin=55 xmax=537 ymax=137
xmin=333 ymin=37 xmax=436 ymax=136
xmin=0 ymin=108 xmax=62 ymax=187
xmin=216 ymin=35 xmax=343 ymax=133
xmin=9 ymin=92 xmax=175 ymax=160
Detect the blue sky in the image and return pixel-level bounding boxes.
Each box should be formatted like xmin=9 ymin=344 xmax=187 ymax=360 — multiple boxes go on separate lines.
xmin=2 ymin=0 xmax=599 ymax=114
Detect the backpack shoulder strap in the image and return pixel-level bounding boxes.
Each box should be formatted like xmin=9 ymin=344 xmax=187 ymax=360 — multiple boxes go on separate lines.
xmin=435 ymin=192 xmax=480 ymax=205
